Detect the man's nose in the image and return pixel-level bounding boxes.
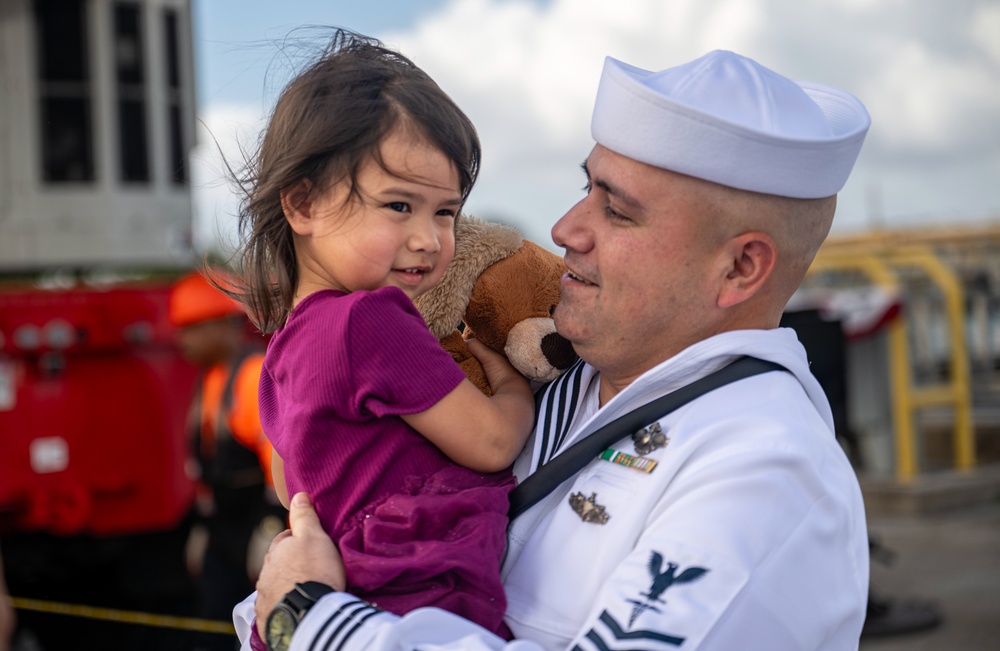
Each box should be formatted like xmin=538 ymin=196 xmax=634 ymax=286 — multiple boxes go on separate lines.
xmin=552 ymin=198 xmax=589 ymax=251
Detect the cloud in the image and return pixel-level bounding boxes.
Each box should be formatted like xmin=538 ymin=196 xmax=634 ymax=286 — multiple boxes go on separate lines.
xmin=191 ymin=104 xmax=266 ymax=255
xmin=194 ymin=0 xmax=1000 ymax=254
xmin=972 ymin=2 xmax=1000 ymax=65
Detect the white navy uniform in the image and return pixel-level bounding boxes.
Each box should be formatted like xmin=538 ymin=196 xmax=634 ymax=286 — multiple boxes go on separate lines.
xmin=235 ymin=328 xmax=869 ymax=650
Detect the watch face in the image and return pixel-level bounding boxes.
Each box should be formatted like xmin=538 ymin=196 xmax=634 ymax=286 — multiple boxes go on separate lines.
xmin=266 ymin=606 xmax=296 ymax=651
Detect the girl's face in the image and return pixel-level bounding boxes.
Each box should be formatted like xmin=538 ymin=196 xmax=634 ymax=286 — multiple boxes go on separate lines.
xmin=285 ymin=127 xmax=462 ymax=306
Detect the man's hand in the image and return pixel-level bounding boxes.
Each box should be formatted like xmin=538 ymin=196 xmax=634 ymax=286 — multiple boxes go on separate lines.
xmin=255 ymin=492 xmax=346 ymax=640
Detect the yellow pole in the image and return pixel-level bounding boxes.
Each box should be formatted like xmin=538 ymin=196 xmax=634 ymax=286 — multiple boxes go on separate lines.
xmin=886 ymin=313 xmax=917 ymax=481
xmin=807 ymin=254 xmax=917 ymax=481
xmin=890 ymin=248 xmax=975 ymax=471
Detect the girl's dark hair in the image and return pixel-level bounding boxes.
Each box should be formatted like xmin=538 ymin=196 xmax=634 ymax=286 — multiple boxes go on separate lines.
xmin=233 ymin=29 xmax=481 ymax=333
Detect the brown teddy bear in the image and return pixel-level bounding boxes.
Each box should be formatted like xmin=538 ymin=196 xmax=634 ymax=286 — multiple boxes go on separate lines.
xmin=414 ymin=217 xmax=578 ymax=395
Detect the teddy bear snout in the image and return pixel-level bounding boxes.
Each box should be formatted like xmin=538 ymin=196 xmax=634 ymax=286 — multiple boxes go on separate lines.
xmin=504 ymin=317 xmax=578 ymax=382
xmin=541 ymin=331 xmax=577 ymax=370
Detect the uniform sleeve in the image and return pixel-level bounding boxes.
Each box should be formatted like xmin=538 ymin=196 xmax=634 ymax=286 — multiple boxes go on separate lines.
xmin=234 ymin=591 xmax=544 ymax=651
xmin=553 ymin=449 xmax=802 ymax=650
xmin=343 ymin=288 xmax=466 ymax=419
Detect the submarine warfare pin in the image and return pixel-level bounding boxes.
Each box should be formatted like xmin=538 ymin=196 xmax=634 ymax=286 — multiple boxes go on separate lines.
xmin=569 ymin=491 xmax=609 ymax=524
xmin=632 ymin=422 xmax=668 ymax=456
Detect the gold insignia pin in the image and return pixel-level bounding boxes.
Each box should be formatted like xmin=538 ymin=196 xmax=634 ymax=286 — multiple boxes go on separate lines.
xmin=569 ymin=491 xmax=609 ymax=524
xmin=632 ymin=422 xmax=668 ymax=456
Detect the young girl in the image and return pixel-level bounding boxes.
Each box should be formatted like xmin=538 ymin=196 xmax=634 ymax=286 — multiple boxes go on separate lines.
xmin=232 ymin=31 xmax=535 ymax=641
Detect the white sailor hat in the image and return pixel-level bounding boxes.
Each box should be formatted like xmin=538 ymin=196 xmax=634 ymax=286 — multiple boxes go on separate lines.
xmin=591 ymin=50 xmax=870 ymax=199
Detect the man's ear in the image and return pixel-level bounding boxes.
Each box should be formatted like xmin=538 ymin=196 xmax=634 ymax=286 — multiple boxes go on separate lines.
xmin=280 ymin=179 xmax=316 ymax=235
xmin=717 ymin=232 xmax=776 ymax=309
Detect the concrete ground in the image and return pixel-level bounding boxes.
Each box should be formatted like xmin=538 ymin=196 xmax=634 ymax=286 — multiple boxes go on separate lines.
xmin=859 ymin=494 xmax=1000 ymax=650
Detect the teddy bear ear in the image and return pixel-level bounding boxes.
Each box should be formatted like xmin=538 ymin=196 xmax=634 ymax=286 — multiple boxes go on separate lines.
xmin=414 ymin=215 xmax=523 ymax=338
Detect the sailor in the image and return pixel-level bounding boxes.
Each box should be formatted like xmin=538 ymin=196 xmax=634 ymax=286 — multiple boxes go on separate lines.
xmin=239 ymin=48 xmax=871 ymax=651
xmin=169 ymin=271 xmax=282 ymax=649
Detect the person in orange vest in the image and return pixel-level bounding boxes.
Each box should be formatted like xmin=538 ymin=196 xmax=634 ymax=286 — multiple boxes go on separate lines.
xmin=169 ymin=271 xmax=282 ymax=649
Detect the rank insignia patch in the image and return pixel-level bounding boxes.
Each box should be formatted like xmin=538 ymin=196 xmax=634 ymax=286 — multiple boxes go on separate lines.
xmin=626 ymin=551 xmax=709 ymax=628
xmin=632 ymin=422 xmax=668 ymax=456
xmin=568 ymin=491 xmax=609 ymax=524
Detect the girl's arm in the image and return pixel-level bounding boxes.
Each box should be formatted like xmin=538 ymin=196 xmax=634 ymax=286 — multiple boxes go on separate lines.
xmin=402 ymin=337 xmax=535 ymax=473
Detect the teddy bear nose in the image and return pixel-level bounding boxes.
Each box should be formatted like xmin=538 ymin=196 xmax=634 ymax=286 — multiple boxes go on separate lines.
xmin=541 ymin=332 xmax=578 ymax=370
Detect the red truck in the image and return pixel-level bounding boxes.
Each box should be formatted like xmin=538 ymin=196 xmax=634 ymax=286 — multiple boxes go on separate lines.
xmin=1 ymin=1 xmax=208 ymax=648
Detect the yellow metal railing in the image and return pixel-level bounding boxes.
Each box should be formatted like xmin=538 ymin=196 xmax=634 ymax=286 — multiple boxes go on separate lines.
xmin=807 ymin=244 xmax=974 ymax=482
xmin=11 ymin=596 xmax=236 ymax=635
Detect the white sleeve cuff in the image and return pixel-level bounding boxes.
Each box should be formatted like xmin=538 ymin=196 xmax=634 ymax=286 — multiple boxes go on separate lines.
xmin=290 ymin=592 xmax=395 ymax=651
xmin=233 ymin=590 xmax=257 ymax=649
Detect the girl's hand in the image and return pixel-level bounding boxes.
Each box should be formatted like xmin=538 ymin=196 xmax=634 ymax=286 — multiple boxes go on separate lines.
xmin=466 ymin=336 xmax=525 ymax=391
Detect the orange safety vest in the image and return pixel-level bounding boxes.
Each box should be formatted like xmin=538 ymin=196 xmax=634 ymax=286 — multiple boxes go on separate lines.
xmin=193 ymin=351 xmax=274 ymax=489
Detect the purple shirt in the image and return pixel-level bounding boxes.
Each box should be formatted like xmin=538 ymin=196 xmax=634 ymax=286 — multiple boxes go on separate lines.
xmin=259 ymin=287 xmax=469 ymax=538
xmin=259 ymin=287 xmax=513 ymax=636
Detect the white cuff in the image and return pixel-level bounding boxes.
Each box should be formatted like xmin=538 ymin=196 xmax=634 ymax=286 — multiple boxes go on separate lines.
xmin=290 ymin=592 xmax=395 ymax=651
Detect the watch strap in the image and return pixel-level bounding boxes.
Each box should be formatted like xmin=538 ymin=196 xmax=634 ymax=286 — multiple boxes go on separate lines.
xmin=265 ymin=582 xmax=336 ymax=651
xmin=285 ymin=581 xmax=335 ymax=621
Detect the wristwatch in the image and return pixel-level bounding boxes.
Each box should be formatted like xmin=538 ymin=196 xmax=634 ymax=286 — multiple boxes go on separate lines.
xmin=265 ymin=581 xmax=335 ymax=651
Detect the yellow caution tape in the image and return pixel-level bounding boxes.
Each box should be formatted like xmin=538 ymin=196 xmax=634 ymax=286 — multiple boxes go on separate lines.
xmin=11 ymin=596 xmax=236 ymax=635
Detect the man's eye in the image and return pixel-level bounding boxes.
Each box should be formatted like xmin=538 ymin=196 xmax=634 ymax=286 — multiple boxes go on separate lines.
xmin=605 ymin=206 xmax=631 ymax=223
xmin=388 ymin=202 xmax=410 ymax=212
xmin=582 ymin=181 xmax=593 ymax=194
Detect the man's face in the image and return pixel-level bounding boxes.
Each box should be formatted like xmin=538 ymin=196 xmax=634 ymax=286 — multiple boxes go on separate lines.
xmin=551 ymin=145 xmax=726 ymax=391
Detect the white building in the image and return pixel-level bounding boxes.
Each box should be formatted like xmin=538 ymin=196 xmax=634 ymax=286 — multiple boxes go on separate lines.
xmin=0 ymin=0 xmax=196 ymax=271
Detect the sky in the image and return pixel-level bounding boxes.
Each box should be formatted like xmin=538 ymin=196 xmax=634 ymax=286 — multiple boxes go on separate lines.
xmin=190 ymin=0 xmax=1000 ymax=255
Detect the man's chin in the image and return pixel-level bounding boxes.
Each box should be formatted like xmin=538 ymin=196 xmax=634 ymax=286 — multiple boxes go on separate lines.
xmin=552 ymin=310 xmax=586 ymax=347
